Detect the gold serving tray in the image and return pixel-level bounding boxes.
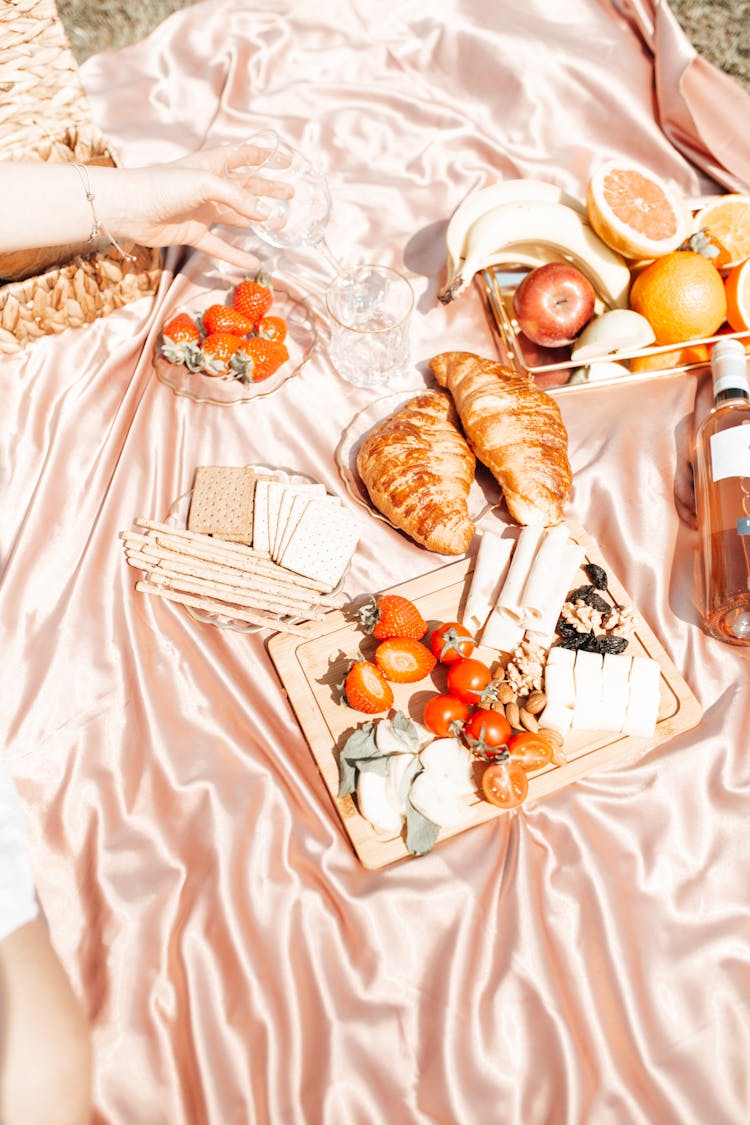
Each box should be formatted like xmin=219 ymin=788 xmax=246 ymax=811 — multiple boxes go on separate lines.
xmin=482 ymin=265 xmax=750 ymax=392
xmin=268 ymin=522 xmax=702 ymax=869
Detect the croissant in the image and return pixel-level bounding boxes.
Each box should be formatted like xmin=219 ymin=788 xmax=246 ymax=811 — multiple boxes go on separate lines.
xmin=429 ymin=351 xmax=572 ymax=526
xmin=356 ymin=390 xmax=476 ymax=555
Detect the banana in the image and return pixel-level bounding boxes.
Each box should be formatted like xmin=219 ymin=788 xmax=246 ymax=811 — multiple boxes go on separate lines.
xmin=438 ymin=200 xmax=631 ymax=308
xmin=445 ymin=180 xmax=586 ymax=279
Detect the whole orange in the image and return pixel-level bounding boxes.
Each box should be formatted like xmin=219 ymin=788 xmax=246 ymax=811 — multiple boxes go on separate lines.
xmin=628 ymin=250 xmax=727 ymax=344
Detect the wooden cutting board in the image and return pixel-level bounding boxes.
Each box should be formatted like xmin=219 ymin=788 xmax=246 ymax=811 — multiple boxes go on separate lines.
xmin=268 ymin=524 xmax=702 ymax=869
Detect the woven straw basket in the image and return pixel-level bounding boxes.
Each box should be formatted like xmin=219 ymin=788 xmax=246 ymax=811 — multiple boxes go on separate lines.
xmin=0 ymin=0 xmax=162 ymax=355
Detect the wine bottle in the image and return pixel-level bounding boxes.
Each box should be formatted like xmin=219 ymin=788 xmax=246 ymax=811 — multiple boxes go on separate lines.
xmin=694 ymin=338 xmax=750 ymax=645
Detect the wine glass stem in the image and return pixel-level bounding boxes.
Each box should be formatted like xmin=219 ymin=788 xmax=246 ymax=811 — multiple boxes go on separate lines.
xmin=317 ymin=236 xmax=345 ymax=277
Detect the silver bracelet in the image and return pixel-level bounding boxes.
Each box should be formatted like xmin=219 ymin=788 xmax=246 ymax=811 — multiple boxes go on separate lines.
xmin=71 ymin=163 xmax=137 ymax=262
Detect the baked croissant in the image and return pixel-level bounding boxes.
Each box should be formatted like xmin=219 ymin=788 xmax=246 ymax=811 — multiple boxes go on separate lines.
xmin=429 ymin=351 xmax=572 ymax=526
xmin=356 ymin=390 xmax=476 ymax=554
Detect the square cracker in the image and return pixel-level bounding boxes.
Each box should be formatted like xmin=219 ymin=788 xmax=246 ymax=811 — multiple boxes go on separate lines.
xmin=187 ymin=466 xmax=256 ymax=542
xmin=280 ymin=500 xmax=359 ymax=591
xmin=272 ymin=483 xmax=327 ymax=561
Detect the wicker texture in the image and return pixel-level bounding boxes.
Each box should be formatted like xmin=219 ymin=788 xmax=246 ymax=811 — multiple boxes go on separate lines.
xmin=0 ymin=0 xmax=161 ymax=354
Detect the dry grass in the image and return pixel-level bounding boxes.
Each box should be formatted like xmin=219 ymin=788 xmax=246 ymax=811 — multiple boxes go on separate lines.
xmin=58 ymin=0 xmax=750 ymax=93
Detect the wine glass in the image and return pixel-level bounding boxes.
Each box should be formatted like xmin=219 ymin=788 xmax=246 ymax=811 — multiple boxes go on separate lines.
xmin=224 ymin=130 xmax=345 ymax=276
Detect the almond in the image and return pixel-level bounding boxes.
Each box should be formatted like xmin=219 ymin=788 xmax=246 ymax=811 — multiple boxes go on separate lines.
xmin=505 ymin=700 xmax=521 ymax=730
xmin=524 ymin=690 xmax=547 ymax=715
xmin=519 ymin=707 xmax=539 ymax=732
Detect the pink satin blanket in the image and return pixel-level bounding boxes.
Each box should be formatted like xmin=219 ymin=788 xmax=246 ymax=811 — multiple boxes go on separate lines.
xmin=3 ymin=1 xmax=750 ymax=1121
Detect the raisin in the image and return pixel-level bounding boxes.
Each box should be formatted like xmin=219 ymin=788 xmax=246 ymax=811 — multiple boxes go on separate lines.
xmin=588 ymin=592 xmax=612 ymax=615
xmin=558 ymin=632 xmax=594 ymax=651
xmin=579 ymin=632 xmax=603 ymax=652
xmin=583 ymin=563 xmax=609 ymax=591
xmin=556 ymin=615 xmax=579 ymax=639
xmin=568 ymin=584 xmax=595 ymax=603
xmin=595 ymin=635 xmax=629 ymax=654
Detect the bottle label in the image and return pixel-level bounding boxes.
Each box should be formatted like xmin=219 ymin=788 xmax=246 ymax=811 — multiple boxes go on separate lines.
xmin=710 ymin=425 xmax=750 ymax=482
xmin=738 ymin=517 xmax=750 ymax=536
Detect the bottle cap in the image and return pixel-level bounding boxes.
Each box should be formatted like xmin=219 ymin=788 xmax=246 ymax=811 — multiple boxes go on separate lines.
xmin=711 ymin=338 xmax=749 ymax=397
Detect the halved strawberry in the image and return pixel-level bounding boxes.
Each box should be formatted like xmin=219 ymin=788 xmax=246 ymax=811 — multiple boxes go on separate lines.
xmin=374 ymin=638 xmax=436 ymax=683
xmin=231 ymin=275 xmax=273 ymax=326
xmin=201 ymin=304 xmax=256 ymax=337
xmin=343 ymin=660 xmax=394 ymax=714
xmin=358 ymin=594 xmax=427 ymax=641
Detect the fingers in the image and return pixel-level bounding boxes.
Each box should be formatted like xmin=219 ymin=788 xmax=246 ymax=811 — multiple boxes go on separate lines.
xmin=192 ymin=229 xmax=261 ymax=271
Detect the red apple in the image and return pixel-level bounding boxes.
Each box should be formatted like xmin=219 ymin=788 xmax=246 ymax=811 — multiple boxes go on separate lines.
xmin=512 ymin=262 xmax=596 ymax=347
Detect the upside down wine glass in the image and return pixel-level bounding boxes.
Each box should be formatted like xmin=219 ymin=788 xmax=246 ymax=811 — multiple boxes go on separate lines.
xmin=224 ymin=130 xmax=345 ymax=276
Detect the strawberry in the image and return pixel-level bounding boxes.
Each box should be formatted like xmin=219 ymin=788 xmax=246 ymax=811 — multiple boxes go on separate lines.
xmin=198 ymin=332 xmax=250 ymax=378
xmin=241 ymin=337 xmax=289 ymax=382
xmin=201 ymin=304 xmax=256 ymax=337
xmin=374 ymin=638 xmax=436 ymax=684
xmin=231 ymin=275 xmax=273 ymax=326
xmin=257 ymin=315 xmax=287 ymax=343
xmin=343 ymin=660 xmax=394 ymax=714
xmin=358 ymin=594 xmax=427 ymax=640
xmin=161 ymin=312 xmax=201 ymax=363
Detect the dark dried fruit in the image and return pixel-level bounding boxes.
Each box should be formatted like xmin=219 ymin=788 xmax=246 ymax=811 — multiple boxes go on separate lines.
xmin=595 ymin=635 xmax=629 ymax=655
xmin=557 ymin=632 xmax=595 ymax=651
xmin=567 ymin=585 xmax=611 ymax=615
xmin=556 ymin=615 xmax=580 ymax=639
xmin=583 ymin=563 xmax=609 ymax=591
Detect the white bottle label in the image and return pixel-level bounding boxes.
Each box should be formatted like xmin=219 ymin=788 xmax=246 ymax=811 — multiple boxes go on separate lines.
xmin=710 ymin=424 xmax=750 ymax=482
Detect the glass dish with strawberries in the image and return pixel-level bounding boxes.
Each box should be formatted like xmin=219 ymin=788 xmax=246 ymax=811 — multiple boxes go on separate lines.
xmin=154 ymin=276 xmax=317 ymax=405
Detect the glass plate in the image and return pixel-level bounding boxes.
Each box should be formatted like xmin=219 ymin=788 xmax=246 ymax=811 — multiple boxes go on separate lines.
xmin=154 ymin=284 xmax=317 ymax=405
xmin=482 ymin=264 xmax=750 ymax=393
xmin=161 ymin=465 xmax=349 ymax=634
xmin=334 ymin=391 xmax=502 ymax=550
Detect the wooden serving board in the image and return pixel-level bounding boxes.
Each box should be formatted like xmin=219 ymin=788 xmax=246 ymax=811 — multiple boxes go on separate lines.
xmin=268 ymin=523 xmax=702 ymax=869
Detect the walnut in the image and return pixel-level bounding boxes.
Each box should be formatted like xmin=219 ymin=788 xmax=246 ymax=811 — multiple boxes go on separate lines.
xmin=603 ymin=605 xmax=637 ymax=636
xmin=561 ymin=599 xmax=603 ymax=634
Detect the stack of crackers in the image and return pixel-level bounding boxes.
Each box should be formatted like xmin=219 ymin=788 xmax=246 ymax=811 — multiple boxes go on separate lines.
xmin=121 ymin=466 xmax=359 ymax=635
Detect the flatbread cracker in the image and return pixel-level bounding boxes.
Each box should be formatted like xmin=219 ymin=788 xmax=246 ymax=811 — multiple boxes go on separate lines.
xmin=272 ymin=483 xmax=327 ymax=561
xmin=187 ymin=466 xmax=256 ymax=542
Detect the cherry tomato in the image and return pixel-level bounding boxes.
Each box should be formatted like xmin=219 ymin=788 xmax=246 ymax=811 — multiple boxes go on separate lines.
xmin=429 ymin=621 xmax=475 ymax=664
xmin=482 ymin=760 xmax=528 ymax=809
xmin=463 ymin=708 xmax=511 ymax=756
xmin=507 ymin=731 xmax=554 ymax=773
xmin=446 ymin=658 xmax=492 ymax=705
xmin=423 ymin=693 xmax=471 ymax=737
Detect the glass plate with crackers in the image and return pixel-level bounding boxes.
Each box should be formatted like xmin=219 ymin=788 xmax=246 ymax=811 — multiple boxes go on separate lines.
xmin=121 ymin=465 xmax=352 ymax=636
xmin=153 ymin=285 xmax=317 ymax=406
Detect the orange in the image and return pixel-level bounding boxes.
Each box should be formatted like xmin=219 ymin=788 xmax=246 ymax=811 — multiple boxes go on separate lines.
xmin=586 ymin=160 xmax=690 ymax=260
xmin=628 ymin=250 xmax=727 ymax=344
xmin=692 ymin=195 xmax=750 ymax=266
xmin=630 ymin=343 xmax=710 ymax=373
xmin=724 ymin=258 xmax=750 ymax=332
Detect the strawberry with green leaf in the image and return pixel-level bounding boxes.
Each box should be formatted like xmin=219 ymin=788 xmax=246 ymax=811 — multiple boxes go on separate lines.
xmin=161 ymin=312 xmax=201 ymax=364
xmin=201 ymin=304 xmax=257 ymax=337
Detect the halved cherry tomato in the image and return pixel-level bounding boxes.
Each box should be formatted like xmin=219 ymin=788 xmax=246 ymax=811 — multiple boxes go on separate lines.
xmin=507 ymin=731 xmax=554 ymax=773
xmin=446 ymin=658 xmax=492 ymax=705
xmin=482 ymin=760 xmax=528 ymax=809
xmin=423 ymin=693 xmax=471 ymax=737
xmin=429 ymin=621 xmax=475 ymax=664
xmin=463 ymin=708 xmax=511 ymax=757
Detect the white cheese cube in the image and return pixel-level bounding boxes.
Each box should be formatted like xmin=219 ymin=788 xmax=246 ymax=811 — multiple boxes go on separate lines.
xmin=600 ymin=653 xmax=633 ymax=732
xmin=623 ymin=656 xmax=661 ymax=738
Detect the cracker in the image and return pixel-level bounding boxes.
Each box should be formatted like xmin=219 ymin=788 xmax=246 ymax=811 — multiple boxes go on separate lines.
xmin=279 ymin=500 xmax=359 ymax=591
xmin=187 ymin=466 xmax=256 ymax=542
xmin=252 ymin=478 xmax=274 ymax=554
xmin=276 ymin=493 xmax=340 ymax=563
xmin=272 ymin=483 xmax=327 ymax=561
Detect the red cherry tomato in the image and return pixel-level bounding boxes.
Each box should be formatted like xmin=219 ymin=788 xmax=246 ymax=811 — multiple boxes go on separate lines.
xmin=422 ymin=694 xmax=471 ymax=737
xmin=446 ymin=658 xmax=492 ymax=705
xmin=429 ymin=621 xmax=475 ymax=664
xmin=482 ymin=760 xmax=528 ymax=809
xmin=463 ymin=708 xmax=511 ymax=756
xmin=507 ymin=732 xmax=554 ymax=773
